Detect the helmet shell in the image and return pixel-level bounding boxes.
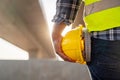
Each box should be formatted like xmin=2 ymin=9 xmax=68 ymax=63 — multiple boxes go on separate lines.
xmin=62 ymin=26 xmax=86 ymax=64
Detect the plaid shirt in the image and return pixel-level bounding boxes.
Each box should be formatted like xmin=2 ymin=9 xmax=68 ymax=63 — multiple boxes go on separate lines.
xmin=52 ymin=0 xmax=120 ymax=40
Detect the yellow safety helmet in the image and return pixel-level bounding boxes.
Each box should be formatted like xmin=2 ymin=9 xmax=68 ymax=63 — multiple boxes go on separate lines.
xmin=61 ymin=25 xmax=86 ymax=64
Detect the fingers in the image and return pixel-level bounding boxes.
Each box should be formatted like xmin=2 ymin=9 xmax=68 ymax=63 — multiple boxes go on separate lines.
xmin=53 ymin=36 xmax=75 ymax=62
xmin=56 ymin=52 xmax=75 ymax=62
xmin=52 ymin=24 xmax=75 ymax=62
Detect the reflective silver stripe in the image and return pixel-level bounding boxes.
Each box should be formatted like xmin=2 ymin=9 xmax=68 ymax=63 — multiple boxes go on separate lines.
xmin=82 ymin=28 xmax=91 ymax=62
xmin=85 ymin=0 xmax=120 ymax=16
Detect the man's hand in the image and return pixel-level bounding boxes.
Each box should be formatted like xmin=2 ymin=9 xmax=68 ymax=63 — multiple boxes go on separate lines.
xmin=52 ymin=23 xmax=75 ymax=62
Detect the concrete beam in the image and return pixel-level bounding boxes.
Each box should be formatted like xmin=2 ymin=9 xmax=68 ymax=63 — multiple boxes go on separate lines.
xmin=0 ymin=0 xmax=56 ymax=58
xmin=0 ymin=60 xmax=91 ymax=80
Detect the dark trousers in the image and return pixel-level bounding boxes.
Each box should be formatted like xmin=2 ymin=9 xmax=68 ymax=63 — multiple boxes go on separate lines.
xmin=87 ymin=38 xmax=120 ymax=80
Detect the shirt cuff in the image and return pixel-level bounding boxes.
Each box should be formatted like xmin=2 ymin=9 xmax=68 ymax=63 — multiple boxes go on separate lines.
xmin=52 ymin=14 xmax=73 ymax=26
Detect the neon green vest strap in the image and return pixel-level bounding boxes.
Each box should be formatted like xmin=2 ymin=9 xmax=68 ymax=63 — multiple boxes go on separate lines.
xmin=84 ymin=0 xmax=120 ymax=32
xmin=84 ymin=0 xmax=100 ymax=6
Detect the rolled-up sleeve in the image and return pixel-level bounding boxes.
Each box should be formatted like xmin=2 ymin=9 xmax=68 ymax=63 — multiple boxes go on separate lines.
xmin=52 ymin=0 xmax=81 ymax=25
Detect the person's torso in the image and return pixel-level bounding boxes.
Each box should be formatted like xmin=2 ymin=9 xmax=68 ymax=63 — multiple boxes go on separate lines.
xmin=83 ymin=0 xmax=120 ymax=40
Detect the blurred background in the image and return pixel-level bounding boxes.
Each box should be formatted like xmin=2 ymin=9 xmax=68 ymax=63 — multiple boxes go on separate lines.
xmin=0 ymin=1 xmax=91 ymax=80
xmin=0 ymin=0 xmax=57 ymax=60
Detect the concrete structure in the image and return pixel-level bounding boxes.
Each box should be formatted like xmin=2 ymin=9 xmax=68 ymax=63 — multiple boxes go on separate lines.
xmin=0 ymin=60 xmax=91 ymax=80
xmin=0 ymin=0 xmax=56 ymax=59
xmin=0 ymin=1 xmax=92 ymax=80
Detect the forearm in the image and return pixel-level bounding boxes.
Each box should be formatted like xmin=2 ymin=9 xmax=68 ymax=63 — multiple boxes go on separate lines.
xmin=51 ymin=0 xmax=82 ymax=62
xmin=52 ymin=22 xmax=66 ymax=40
xmin=52 ymin=22 xmax=75 ymax=62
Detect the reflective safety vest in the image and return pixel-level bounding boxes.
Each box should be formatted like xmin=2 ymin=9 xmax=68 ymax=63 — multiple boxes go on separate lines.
xmin=84 ymin=0 xmax=120 ymax=32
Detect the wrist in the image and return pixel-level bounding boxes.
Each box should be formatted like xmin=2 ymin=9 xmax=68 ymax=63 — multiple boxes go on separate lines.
xmin=52 ymin=22 xmax=66 ymax=40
